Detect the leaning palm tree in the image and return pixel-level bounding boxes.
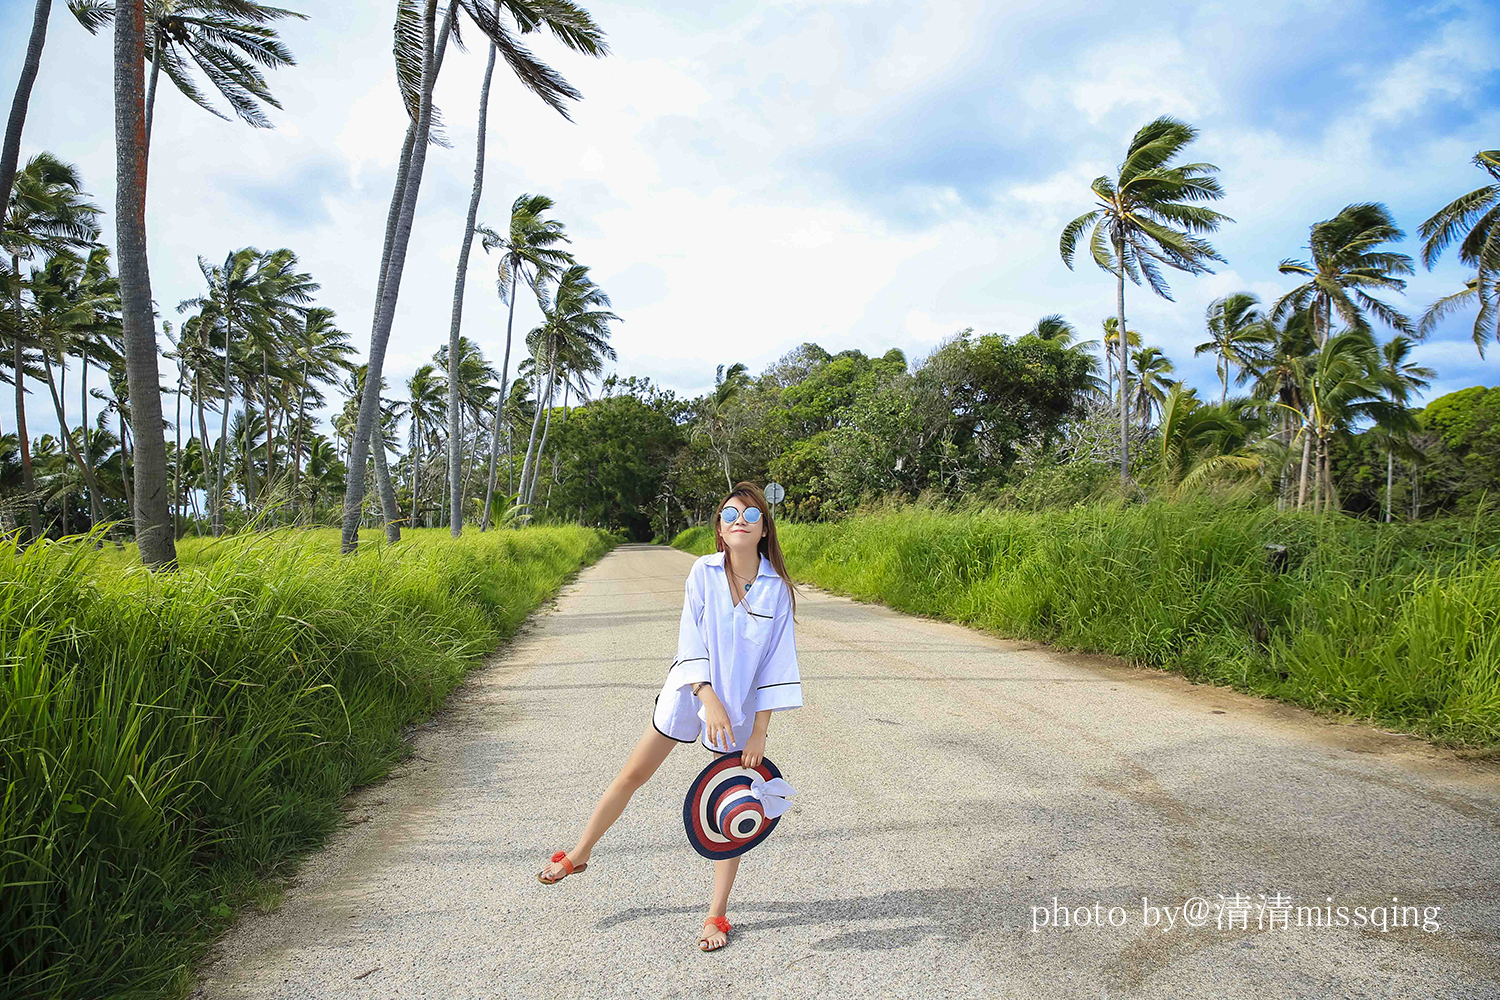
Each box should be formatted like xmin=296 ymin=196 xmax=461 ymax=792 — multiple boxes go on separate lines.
xmin=1157 ymin=383 xmax=1260 ymax=490
xmin=341 ymin=0 xmax=608 ymax=554
xmin=1374 ymin=336 xmax=1434 ymax=522
xmin=1273 ymin=202 xmax=1414 ymax=348
xmin=1060 ymin=115 xmax=1231 ymax=482
xmin=1099 ymin=317 xmax=1141 ymax=403
xmin=0 ymin=1 xmax=56 ymax=219
xmin=515 ymin=264 xmax=616 ymax=515
xmin=178 ymin=247 xmax=267 ymax=533
xmin=692 ymin=362 xmax=751 ymax=490
xmin=1195 ymin=292 xmax=1271 ymax=404
xmin=285 ymin=305 xmax=350 ymax=518
xmin=475 ymin=193 xmax=574 ymax=529
xmin=1417 ymin=149 xmax=1500 ymax=356
xmin=68 ymin=0 xmax=306 ymax=149
xmin=2 ymin=151 xmax=99 ymax=541
xmin=405 ymin=362 xmax=445 ymax=527
xmin=1029 ymin=314 xmax=1078 ymax=345
xmin=1275 ymin=330 xmax=1415 ymax=512
xmin=27 ymin=250 xmax=113 ymax=531
xmin=1128 ymin=345 xmax=1176 ymax=428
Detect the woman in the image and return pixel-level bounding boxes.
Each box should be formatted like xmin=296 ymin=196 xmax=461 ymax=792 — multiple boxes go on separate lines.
xmin=537 ymin=481 xmax=803 ymax=953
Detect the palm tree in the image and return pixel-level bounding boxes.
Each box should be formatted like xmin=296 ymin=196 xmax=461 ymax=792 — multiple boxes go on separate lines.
xmin=285 ymin=306 xmax=350 ymax=518
xmin=1418 ymin=149 xmax=1500 ymax=356
xmin=341 ymin=0 xmax=607 ymax=554
xmin=475 ymin=194 xmax=574 ymax=529
xmin=1060 ymin=115 xmax=1231 ymax=482
xmin=0 ymin=1 xmax=55 ymax=220
xmin=178 ymin=247 xmax=263 ymax=532
xmin=442 ymin=0 xmax=502 ymax=537
xmin=1374 ymin=336 xmax=1434 ymax=522
xmin=532 ymin=307 xmax=613 ymax=510
xmin=27 ymin=250 xmax=112 ymax=531
xmin=516 ymin=264 xmax=616 ymax=515
xmin=1195 ymin=292 xmax=1271 ymax=404
xmin=1273 ymin=203 xmax=1414 ymax=348
xmin=241 ymin=247 xmax=316 ymax=506
xmin=68 ymin=0 xmax=306 ymax=149
xmin=1127 ymin=345 xmax=1176 ymax=427
xmin=1274 ymin=330 xmax=1415 ymax=512
xmin=692 ymin=362 xmax=751 ymax=490
xmin=405 ymin=362 xmax=444 ymax=526
xmin=1157 ymin=383 xmax=1261 ymax=490
xmin=1100 ymin=317 xmax=1141 ymax=403
xmin=432 ymin=335 xmax=496 ymax=524
xmin=1246 ymin=307 xmax=1317 ymax=508
xmin=4 ymin=152 xmax=101 ymax=542
xmin=1029 ymin=314 xmax=1077 ymax=344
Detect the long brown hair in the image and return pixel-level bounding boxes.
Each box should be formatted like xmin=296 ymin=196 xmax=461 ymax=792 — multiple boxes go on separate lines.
xmin=714 ymin=481 xmax=799 ymax=620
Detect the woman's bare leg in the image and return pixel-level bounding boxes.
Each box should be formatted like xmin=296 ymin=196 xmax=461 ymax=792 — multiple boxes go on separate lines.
xmin=698 ymin=855 xmax=744 ymax=950
xmin=540 ymin=724 xmax=677 ymax=880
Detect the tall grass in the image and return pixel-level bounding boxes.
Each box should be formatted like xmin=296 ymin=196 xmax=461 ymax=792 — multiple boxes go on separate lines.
xmin=1 ymin=526 xmax=613 ymax=999
xmin=675 ymin=495 xmax=1500 ymax=748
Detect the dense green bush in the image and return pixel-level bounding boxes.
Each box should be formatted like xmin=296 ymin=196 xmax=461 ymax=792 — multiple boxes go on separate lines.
xmin=675 ymin=497 xmax=1499 ymax=747
xmin=1 ymin=526 xmax=613 ymax=999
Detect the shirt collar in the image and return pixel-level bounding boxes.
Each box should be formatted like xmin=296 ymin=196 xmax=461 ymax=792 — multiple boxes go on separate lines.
xmin=707 ymin=549 xmax=778 ymax=578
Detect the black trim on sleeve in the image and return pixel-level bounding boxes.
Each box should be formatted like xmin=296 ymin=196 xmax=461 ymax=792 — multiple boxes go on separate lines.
xmin=756 ymin=681 xmax=801 ymax=690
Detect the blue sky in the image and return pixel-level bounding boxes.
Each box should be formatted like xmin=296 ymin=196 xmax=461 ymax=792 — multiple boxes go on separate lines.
xmin=3 ymin=0 xmax=1498 ymax=444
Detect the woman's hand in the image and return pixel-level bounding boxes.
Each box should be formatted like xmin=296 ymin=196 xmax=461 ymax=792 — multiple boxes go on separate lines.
xmin=740 ymin=732 xmax=767 ymax=769
xmin=702 ymin=693 xmax=736 ymax=752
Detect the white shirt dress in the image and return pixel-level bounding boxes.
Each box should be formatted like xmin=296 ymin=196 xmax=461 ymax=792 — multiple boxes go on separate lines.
xmin=652 ymin=549 xmax=803 ymax=753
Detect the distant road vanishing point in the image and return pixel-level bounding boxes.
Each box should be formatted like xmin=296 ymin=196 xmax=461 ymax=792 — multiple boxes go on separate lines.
xmin=194 ymin=544 xmax=1500 ymax=999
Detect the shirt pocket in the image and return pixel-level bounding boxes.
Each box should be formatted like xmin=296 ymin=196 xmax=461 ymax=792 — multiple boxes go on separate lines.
xmin=743 ymin=604 xmax=775 ymax=644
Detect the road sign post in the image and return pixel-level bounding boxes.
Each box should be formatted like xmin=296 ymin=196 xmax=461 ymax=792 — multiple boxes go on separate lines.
xmin=765 ymin=481 xmax=785 ymax=520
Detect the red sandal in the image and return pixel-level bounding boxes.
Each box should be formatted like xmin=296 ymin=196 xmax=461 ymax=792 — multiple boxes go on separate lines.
xmin=698 ymin=914 xmax=732 ymax=951
xmin=537 ymin=849 xmax=587 ymax=884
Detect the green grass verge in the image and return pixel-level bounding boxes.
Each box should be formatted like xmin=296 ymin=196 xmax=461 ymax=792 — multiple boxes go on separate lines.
xmin=674 ymin=498 xmax=1500 ymax=750
xmin=2 ymin=526 xmax=614 ymax=999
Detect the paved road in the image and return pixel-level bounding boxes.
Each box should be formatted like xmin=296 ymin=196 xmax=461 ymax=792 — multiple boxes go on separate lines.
xmin=194 ymin=543 xmax=1500 ymax=999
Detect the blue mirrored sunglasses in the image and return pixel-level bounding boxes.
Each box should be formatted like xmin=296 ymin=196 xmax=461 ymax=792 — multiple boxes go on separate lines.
xmin=720 ymin=505 xmax=762 ymax=524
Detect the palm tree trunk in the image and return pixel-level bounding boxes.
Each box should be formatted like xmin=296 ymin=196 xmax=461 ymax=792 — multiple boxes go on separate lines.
xmin=481 ymin=264 xmax=520 ymax=530
xmin=530 ymin=381 xmax=558 ymax=508
xmin=262 ymin=348 xmax=274 ymax=513
xmin=341 ymin=0 xmax=453 ymax=553
xmin=518 ymin=344 xmax=552 ymax=511
xmin=215 ymin=312 xmax=232 ymax=535
xmin=195 ymin=371 xmax=211 ymax=525
xmin=1114 ymin=237 xmax=1130 ymax=483
xmin=41 ymin=350 xmax=103 ymax=513
xmin=0 ymin=0 xmax=51 ymax=216
xmin=409 ymin=418 xmax=420 ymax=528
xmin=371 ymin=423 xmax=399 ymax=543
xmin=82 ymin=347 xmax=98 ymax=525
xmin=1296 ymin=426 xmax=1311 ymax=510
xmin=12 ymin=264 xmax=42 ymax=541
xmin=173 ymin=353 xmax=184 ymax=537
xmin=118 ymin=409 xmax=133 ymax=509
xmin=1384 ymin=449 xmax=1394 ymax=523
xmin=114 ymin=0 xmax=175 ymax=566
xmin=143 ymin=25 xmax=162 ymax=151
xmin=446 ymin=19 xmax=498 ymax=538
xmin=291 ymin=362 xmax=308 ymax=519
xmin=242 ymin=380 xmax=257 ymax=509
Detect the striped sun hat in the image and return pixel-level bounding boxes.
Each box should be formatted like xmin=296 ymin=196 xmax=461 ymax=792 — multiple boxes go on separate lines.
xmin=683 ymin=751 xmax=797 ymax=860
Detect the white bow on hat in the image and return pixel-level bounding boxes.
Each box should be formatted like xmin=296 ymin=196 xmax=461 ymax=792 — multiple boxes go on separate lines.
xmin=748 ymin=774 xmax=797 ymax=818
